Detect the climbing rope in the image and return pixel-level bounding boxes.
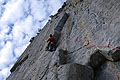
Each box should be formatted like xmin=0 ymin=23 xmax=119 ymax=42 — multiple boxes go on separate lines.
xmin=65 ymin=38 xmax=120 ymax=50
xmin=64 ymin=21 xmax=120 ymax=50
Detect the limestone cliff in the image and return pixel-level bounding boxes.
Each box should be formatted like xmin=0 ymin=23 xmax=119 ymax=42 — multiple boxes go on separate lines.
xmin=7 ymin=0 xmax=120 ymax=80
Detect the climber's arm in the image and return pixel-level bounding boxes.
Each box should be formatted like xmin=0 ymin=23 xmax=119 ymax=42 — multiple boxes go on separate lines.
xmin=45 ymin=38 xmax=51 ymax=42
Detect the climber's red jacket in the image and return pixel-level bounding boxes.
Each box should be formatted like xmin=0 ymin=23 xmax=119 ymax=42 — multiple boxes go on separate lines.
xmin=47 ymin=37 xmax=56 ymax=44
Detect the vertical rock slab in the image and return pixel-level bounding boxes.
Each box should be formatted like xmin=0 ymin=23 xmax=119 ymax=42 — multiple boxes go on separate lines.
xmin=54 ymin=12 xmax=69 ymax=43
xmin=7 ymin=0 xmax=120 ymax=80
xmin=58 ymin=63 xmax=94 ymax=80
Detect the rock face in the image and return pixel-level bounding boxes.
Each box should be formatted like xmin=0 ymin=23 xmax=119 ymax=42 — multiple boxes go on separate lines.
xmin=58 ymin=63 xmax=94 ymax=80
xmin=7 ymin=0 xmax=120 ymax=80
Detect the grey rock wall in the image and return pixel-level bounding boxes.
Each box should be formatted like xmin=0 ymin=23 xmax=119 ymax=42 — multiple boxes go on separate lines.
xmin=7 ymin=0 xmax=120 ymax=80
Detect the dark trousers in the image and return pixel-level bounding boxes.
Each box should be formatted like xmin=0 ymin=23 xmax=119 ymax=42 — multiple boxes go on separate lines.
xmin=47 ymin=42 xmax=56 ymax=51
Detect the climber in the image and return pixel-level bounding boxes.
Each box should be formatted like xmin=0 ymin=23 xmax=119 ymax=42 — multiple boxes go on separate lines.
xmin=45 ymin=34 xmax=56 ymax=51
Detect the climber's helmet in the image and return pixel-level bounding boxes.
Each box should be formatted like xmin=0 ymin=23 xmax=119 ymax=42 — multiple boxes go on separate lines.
xmin=50 ymin=34 xmax=52 ymax=37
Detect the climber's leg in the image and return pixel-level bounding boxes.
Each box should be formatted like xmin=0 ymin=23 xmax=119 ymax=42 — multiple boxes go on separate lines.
xmin=52 ymin=44 xmax=56 ymax=51
xmin=46 ymin=42 xmax=51 ymax=50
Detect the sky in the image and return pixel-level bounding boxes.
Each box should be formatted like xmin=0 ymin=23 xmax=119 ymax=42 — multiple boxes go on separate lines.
xmin=0 ymin=0 xmax=66 ymax=80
